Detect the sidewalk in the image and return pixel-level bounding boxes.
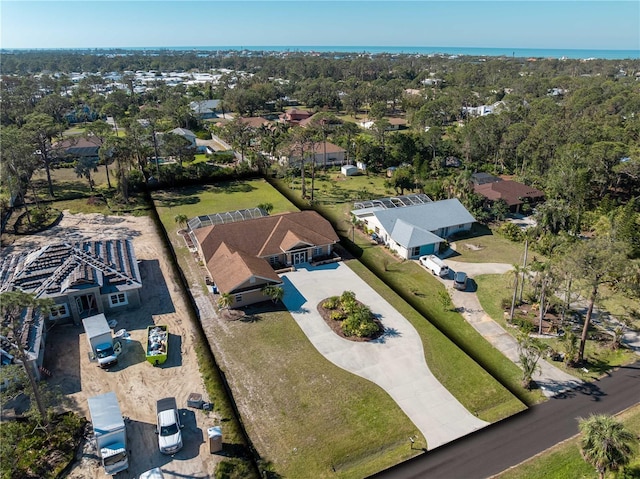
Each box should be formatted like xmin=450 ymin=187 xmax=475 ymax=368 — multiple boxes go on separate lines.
xmin=442 ymin=259 xmax=583 ymax=397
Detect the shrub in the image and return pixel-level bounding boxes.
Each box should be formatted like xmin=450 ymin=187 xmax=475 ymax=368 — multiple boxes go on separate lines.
xmin=497 ymin=222 xmax=524 ymax=242
xmin=501 ymin=297 xmax=513 ymax=310
xmin=331 ymin=311 xmax=346 ymax=321
xmin=323 ymin=296 xmax=340 ymax=310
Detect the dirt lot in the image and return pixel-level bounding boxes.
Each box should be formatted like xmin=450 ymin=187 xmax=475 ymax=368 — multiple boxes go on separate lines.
xmin=2 ymin=212 xmax=220 ymax=479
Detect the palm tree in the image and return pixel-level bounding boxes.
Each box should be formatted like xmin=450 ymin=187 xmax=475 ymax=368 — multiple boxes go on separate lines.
xmin=578 ymin=414 xmax=638 ymax=479
xmin=516 ymin=333 xmax=545 ymax=390
xmin=257 ymin=203 xmax=273 ymax=214
xmin=217 ymin=293 xmax=233 ymax=311
xmin=174 ymin=214 xmax=189 ymax=231
xmin=74 ymin=157 xmax=99 ymax=192
xmin=506 ymin=264 xmax=523 ymax=322
xmin=0 ymin=291 xmax=54 ymax=429
xmin=262 ymin=285 xmax=284 ymax=304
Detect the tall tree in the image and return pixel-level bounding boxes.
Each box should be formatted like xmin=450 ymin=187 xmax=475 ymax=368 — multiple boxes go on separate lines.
xmin=0 ymin=292 xmax=54 ymax=428
xmin=23 ymin=112 xmax=59 ymax=198
xmin=74 ymin=157 xmax=99 ymax=192
xmin=0 ymin=126 xmax=41 ymax=222
xmin=578 ymin=414 xmax=638 ymax=479
xmin=563 ymin=237 xmax=629 ymax=362
xmin=85 ymin=119 xmax=115 ymax=188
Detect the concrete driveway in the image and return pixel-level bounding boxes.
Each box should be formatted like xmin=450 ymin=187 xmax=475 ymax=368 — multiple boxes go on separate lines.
xmin=438 ymin=259 xmax=583 ymax=397
xmin=280 ymin=261 xmax=488 ymax=450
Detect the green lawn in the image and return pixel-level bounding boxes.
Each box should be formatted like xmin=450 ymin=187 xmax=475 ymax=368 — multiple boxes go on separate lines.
xmin=447 ymin=223 xmax=540 ymax=265
xmin=153 ymin=179 xmax=298 ymax=224
xmin=496 ymin=404 xmax=640 ymax=479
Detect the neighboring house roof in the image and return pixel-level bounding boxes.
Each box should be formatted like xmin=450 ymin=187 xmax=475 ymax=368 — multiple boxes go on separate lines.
xmin=190 ymin=99 xmax=220 ymax=114
xmin=280 ymin=109 xmax=313 ymax=124
xmin=0 ymin=240 xmax=142 ymax=298
xmin=352 ymin=198 xmax=476 ymax=247
xmin=285 ymin=141 xmax=346 ymax=157
xmin=238 ymin=116 xmax=271 ymax=128
xmin=387 ymin=118 xmax=407 ymax=126
xmin=194 ymin=211 xmax=339 ymax=293
xmin=389 ymin=219 xmax=444 ymax=248
xmin=474 ymin=181 xmax=545 ymax=207
xmin=54 ymin=136 xmax=102 ymax=158
xmin=170 ymin=127 xmax=196 ymax=138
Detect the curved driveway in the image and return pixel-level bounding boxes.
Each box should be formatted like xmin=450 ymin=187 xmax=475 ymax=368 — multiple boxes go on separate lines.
xmin=280 ymin=262 xmax=488 ymax=449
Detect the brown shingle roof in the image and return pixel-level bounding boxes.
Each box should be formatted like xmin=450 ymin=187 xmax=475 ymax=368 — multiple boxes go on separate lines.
xmin=195 ymin=210 xmax=338 ymax=260
xmin=194 ymin=211 xmax=339 ymax=293
xmin=474 ymin=180 xmax=545 ymax=207
xmin=210 ymin=243 xmax=282 ymax=293
xmin=238 ymin=116 xmax=270 ymax=128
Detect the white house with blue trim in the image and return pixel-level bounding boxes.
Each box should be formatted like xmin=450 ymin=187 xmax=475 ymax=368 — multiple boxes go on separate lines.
xmin=351 ymin=198 xmax=476 ymax=259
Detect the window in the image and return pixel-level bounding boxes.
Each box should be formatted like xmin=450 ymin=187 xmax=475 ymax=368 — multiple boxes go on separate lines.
xmin=235 ymin=294 xmax=242 ymax=303
xmin=109 ymin=293 xmax=128 ymax=307
xmin=269 ymin=256 xmax=277 ymax=265
xmin=410 ymin=247 xmax=420 ymax=257
xmin=374 ymin=226 xmax=380 ymax=234
xmin=314 ymin=247 xmax=323 ymax=257
xmin=49 ymin=303 xmax=70 ymax=320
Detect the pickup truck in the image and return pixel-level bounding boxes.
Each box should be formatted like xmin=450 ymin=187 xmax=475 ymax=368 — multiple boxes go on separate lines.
xmin=156 ymin=397 xmax=183 ymax=455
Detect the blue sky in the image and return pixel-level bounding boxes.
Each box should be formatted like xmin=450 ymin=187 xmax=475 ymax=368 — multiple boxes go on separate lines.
xmin=2 ymin=1 xmax=639 ymax=50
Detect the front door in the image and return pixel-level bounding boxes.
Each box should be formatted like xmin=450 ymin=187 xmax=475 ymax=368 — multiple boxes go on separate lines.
xmin=75 ymin=294 xmax=98 ymax=318
xmin=292 ymin=251 xmax=307 ymax=265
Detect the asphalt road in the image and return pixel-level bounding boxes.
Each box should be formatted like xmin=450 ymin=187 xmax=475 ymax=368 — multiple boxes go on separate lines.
xmin=370 ymin=360 xmax=640 ymax=479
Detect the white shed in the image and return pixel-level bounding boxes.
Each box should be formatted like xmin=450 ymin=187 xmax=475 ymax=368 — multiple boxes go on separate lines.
xmin=341 ymin=164 xmax=358 ymax=176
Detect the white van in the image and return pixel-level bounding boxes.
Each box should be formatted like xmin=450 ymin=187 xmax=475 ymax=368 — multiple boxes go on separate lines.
xmin=419 ymin=255 xmax=449 ymax=277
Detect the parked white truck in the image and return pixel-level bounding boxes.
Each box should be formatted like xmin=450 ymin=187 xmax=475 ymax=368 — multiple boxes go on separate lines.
xmin=419 ymin=255 xmax=450 ymax=277
xmin=87 ymin=392 xmax=129 ymax=475
xmin=82 ymin=313 xmax=118 ymax=368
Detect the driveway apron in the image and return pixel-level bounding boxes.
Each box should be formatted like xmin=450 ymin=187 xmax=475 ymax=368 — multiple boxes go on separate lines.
xmin=280 ymin=262 xmax=488 ymax=450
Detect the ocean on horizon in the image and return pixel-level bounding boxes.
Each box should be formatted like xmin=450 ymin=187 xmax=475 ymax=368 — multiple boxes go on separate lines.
xmin=7 ymin=45 xmax=640 ymax=60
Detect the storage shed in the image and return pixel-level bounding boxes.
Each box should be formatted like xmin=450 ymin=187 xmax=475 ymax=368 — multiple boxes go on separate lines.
xmin=341 ymin=164 xmax=358 ymax=176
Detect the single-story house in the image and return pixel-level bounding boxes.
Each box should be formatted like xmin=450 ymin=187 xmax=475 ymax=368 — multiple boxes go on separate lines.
xmin=351 ymin=198 xmax=476 ymax=259
xmin=280 ymin=141 xmax=347 ymax=167
xmin=238 ymin=116 xmax=271 ymax=129
xmin=53 ymin=136 xmax=103 ymax=161
xmin=0 ymin=239 xmax=142 ymax=380
xmin=190 ymin=99 xmax=221 ymax=120
xmin=341 ymin=165 xmax=358 ymax=176
xmin=169 ymin=127 xmax=197 ymax=148
xmin=474 ymin=180 xmax=545 ymax=213
xmin=386 ymin=118 xmax=407 ymax=130
xmin=192 ymin=211 xmax=339 ymax=308
xmin=280 ymin=109 xmax=313 ymax=125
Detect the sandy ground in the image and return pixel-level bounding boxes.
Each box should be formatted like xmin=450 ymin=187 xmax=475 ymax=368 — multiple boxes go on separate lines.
xmin=2 ymin=212 xmax=220 ymax=479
